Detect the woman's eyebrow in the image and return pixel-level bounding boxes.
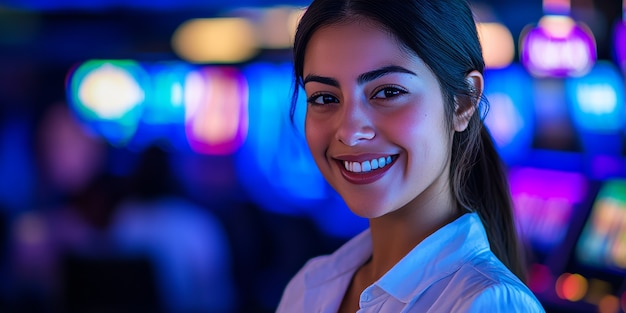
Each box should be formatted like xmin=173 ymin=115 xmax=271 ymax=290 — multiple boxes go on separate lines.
xmin=303 ymin=75 xmax=339 ymax=87
xmin=357 ymin=65 xmax=417 ymax=84
xmin=302 ymin=65 xmax=417 ymax=87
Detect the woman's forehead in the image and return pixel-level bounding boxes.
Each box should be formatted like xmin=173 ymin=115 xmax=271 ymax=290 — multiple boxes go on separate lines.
xmin=302 ymin=22 xmax=427 ymax=79
xmin=306 ymin=22 xmax=410 ymax=61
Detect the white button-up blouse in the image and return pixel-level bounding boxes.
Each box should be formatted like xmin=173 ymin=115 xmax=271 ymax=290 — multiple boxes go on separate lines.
xmin=276 ymin=213 xmax=546 ymax=312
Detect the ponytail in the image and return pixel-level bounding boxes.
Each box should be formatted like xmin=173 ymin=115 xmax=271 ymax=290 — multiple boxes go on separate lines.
xmin=451 ymin=111 xmax=527 ymax=282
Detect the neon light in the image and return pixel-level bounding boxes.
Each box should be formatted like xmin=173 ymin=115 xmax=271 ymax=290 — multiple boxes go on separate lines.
xmin=236 ymin=62 xmax=326 ymax=213
xmin=614 ymin=21 xmax=626 ymax=73
xmin=566 ymin=62 xmax=625 ymax=133
xmin=66 ymin=60 xmax=147 ymax=146
xmin=476 ymin=23 xmax=515 ymax=69
xmin=144 ymin=61 xmax=191 ymax=125
xmin=172 ymin=18 xmax=258 ymax=64
xmin=486 ymin=92 xmax=523 ymax=146
xmin=78 ymin=64 xmax=144 ymax=119
xmin=576 ymin=84 xmax=617 ymax=114
xmin=508 ymin=167 xmax=588 ymax=252
xmin=555 ymin=273 xmax=587 ymax=302
xmin=576 ymin=180 xmax=626 ymax=273
xmin=235 ymin=62 xmax=367 ymax=238
xmin=483 ymin=64 xmax=534 ymax=164
xmin=184 ymin=66 xmax=248 ymax=155
xmin=127 ymin=61 xmax=193 ymax=150
xmin=520 ymin=16 xmax=596 ymax=78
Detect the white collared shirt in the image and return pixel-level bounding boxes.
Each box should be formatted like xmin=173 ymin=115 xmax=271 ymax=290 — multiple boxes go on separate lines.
xmin=276 ymin=213 xmax=545 ymax=312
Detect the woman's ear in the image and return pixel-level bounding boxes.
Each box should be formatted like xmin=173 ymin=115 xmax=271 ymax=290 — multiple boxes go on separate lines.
xmin=453 ymin=70 xmax=484 ymax=132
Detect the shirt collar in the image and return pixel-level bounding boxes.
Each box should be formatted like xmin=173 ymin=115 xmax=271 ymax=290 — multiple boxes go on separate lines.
xmin=304 ymin=227 xmax=373 ymax=288
xmin=303 ymin=213 xmax=491 ymax=303
xmin=376 ymin=212 xmax=491 ymax=302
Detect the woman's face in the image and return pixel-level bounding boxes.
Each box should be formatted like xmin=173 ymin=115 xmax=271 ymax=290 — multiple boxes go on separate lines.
xmin=303 ymin=21 xmax=456 ymax=219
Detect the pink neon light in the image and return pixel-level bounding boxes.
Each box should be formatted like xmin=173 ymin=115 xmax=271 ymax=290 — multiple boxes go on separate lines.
xmin=520 ymin=18 xmax=596 ymax=77
xmin=184 ymin=67 xmax=248 ymax=155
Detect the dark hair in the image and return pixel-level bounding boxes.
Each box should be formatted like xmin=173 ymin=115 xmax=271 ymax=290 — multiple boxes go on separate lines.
xmin=290 ymin=0 xmax=527 ymax=281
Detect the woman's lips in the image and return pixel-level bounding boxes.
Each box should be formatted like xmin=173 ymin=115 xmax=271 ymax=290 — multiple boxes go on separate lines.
xmin=336 ymin=155 xmax=397 ymax=185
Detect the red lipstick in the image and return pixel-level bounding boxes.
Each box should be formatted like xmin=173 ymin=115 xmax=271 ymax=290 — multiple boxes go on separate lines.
xmin=337 ymin=156 xmax=397 ymax=185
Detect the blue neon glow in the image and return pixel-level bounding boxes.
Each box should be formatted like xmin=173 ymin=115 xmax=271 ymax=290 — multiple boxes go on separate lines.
xmin=236 ymin=62 xmax=325 ymax=212
xmin=143 ymin=61 xmax=190 ymax=125
xmin=483 ymin=64 xmax=534 ymax=165
xmin=0 ymin=117 xmax=35 ymax=212
xmin=566 ymin=61 xmax=625 ymax=134
xmin=126 ymin=61 xmax=192 ymax=151
xmin=236 ymin=61 xmax=367 ymax=238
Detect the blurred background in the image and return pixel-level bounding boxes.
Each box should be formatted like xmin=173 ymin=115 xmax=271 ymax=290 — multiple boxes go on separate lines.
xmin=0 ymin=0 xmax=625 ymax=312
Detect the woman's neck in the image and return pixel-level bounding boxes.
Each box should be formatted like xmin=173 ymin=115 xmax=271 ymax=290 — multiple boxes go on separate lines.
xmin=366 ymin=195 xmax=460 ymax=280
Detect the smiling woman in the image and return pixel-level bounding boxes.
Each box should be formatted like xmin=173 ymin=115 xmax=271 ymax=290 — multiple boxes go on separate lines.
xmin=276 ymin=0 xmax=546 ymax=312
xmin=302 ymin=22 xmax=456 ymax=220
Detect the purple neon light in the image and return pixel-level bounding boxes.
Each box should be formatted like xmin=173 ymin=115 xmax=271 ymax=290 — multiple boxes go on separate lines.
xmin=509 ymin=167 xmax=587 ymax=203
xmin=615 ymin=21 xmax=626 ymax=72
xmin=508 ymin=167 xmax=588 ymax=251
xmin=521 ymin=20 xmax=596 ymax=77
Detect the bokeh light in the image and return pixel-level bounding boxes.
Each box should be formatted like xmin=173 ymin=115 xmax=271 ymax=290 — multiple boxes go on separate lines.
xmin=256 ymin=6 xmax=303 ymax=49
xmin=14 ymin=1 xmax=626 ymax=312
xmin=584 ymin=279 xmax=613 ymax=306
xmin=508 ymin=167 xmax=587 ymax=252
xmin=184 ymin=66 xmax=248 ymax=155
xmin=615 ymin=21 xmax=626 ymax=72
xmin=483 ymin=64 xmax=534 ymax=165
xmin=476 ymin=22 xmax=515 ymax=69
xmin=235 ymin=61 xmax=367 ymax=238
xmin=565 ymin=61 xmax=625 ymax=134
xmin=172 ymin=18 xmax=258 ymax=64
xmin=126 ymin=61 xmax=193 ymax=151
xmin=576 ymin=180 xmax=626 ymax=272
xmin=555 ymin=273 xmax=588 ymax=302
xmin=598 ymin=294 xmax=620 ymax=313
xmin=235 ymin=61 xmax=326 ymax=212
xmin=527 ymin=263 xmax=554 ymax=294
xmin=520 ymin=15 xmax=596 ymax=78
xmin=66 ymin=59 xmax=148 ymax=146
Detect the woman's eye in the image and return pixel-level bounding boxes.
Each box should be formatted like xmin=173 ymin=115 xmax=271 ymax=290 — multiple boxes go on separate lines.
xmin=307 ymin=94 xmax=339 ymax=105
xmin=372 ymin=87 xmax=406 ymax=99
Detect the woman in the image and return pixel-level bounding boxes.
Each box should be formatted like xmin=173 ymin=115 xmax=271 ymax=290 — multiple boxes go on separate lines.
xmin=277 ymin=0 xmax=545 ymax=312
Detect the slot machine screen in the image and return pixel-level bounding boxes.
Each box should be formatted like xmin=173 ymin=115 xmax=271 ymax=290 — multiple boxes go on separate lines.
xmin=576 ymin=179 xmax=626 ymax=274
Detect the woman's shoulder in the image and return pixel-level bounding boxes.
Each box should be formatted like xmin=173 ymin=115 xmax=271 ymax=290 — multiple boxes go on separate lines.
xmin=276 ymin=230 xmax=373 ymax=313
xmin=284 ymin=253 xmax=334 ymax=289
xmin=275 ymin=253 xmax=349 ymax=313
xmin=448 ymin=252 xmax=546 ymax=312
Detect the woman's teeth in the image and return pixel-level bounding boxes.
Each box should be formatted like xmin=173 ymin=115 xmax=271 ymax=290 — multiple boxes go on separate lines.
xmin=344 ymin=156 xmax=393 ymax=173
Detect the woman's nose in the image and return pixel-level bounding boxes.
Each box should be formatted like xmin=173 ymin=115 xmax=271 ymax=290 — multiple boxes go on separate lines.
xmin=334 ymin=100 xmax=375 ymax=146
